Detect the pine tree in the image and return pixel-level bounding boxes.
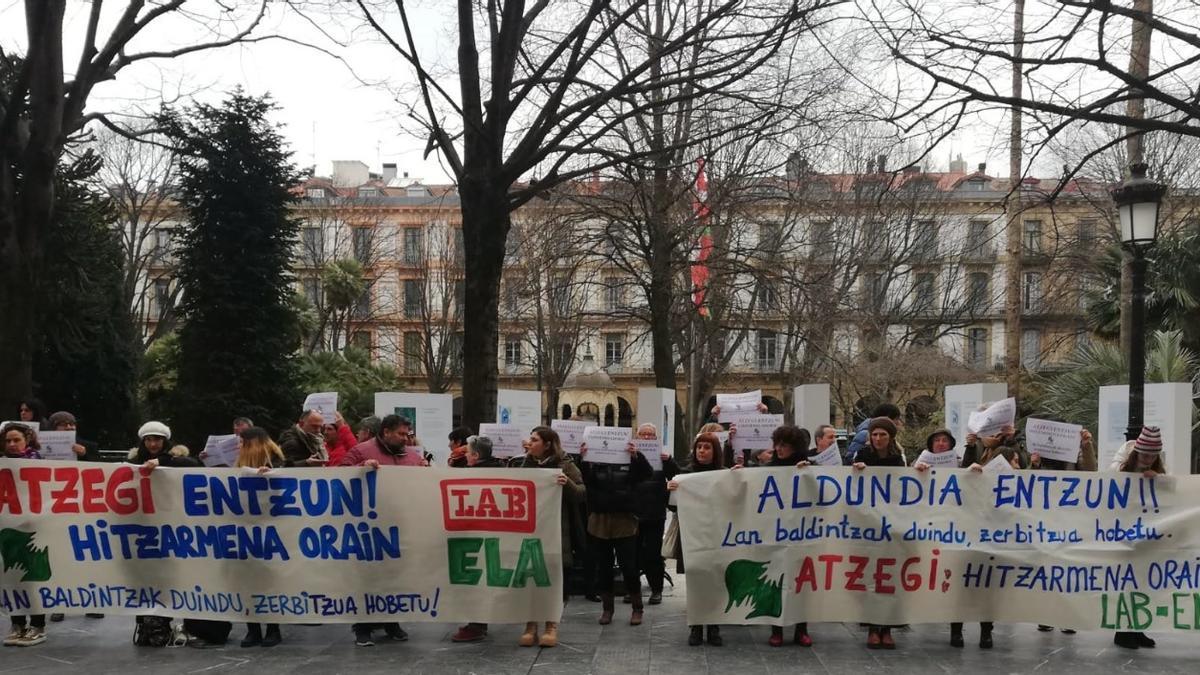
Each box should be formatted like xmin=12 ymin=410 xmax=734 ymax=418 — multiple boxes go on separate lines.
xmin=161 ymin=91 xmax=302 ymax=445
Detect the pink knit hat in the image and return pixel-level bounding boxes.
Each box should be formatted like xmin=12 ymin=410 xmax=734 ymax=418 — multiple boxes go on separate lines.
xmin=1133 ymin=425 xmax=1163 ymax=454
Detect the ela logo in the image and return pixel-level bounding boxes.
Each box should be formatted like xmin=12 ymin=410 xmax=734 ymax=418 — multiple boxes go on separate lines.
xmin=447 ymin=537 xmax=551 ymax=588
xmin=724 ymin=559 xmax=782 ymax=619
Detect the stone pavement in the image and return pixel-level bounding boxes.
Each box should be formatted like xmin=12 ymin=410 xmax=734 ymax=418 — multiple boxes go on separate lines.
xmin=3 ymin=576 xmax=1193 ymax=674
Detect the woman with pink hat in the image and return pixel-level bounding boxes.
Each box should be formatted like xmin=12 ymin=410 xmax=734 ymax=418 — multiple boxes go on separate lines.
xmin=1111 ymin=425 xmax=1165 ymax=650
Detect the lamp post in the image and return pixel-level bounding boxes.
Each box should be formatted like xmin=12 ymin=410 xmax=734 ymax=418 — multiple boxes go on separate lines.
xmin=1109 ymin=162 xmax=1167 ymax=441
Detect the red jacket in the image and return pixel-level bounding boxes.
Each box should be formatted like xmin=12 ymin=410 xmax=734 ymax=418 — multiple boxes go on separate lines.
xmin=340 ymin=437 xmax=425 ymax=467
xmin=326 ymin=423 xmax=357 ymax=467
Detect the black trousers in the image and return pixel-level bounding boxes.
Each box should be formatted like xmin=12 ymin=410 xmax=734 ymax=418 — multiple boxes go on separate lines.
xmin=591 ymin=534 xmax=640 ymax=597
xmin=636 ymin=518 xmax=667 ymax=594
xmin=11 ymin=615 xmax=45 ymax=629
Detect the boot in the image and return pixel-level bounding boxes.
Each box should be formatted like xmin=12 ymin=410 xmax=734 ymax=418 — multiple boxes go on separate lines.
xmin=1113 ymin=631 xmax=1140 ymax=650
xmin=261 ymin=624 xmax=281 ymax=648
xmin=794 ymin=623 xmax=812 ymax=647
xmin=599 ymin=594 xmax=614 ymax=625
xmin=630 ymin=592 xmax=644 ymax=626
xmin=518 ymin=622 xmax=538 ymax=647
xmin=240 ymin=623 xmax=263 ymax=648
xmin=979 ymin=622 xmax=993 ymax=649
xmin=1135 ymin=632 xmax=1156 ymax=648
xmin=539 ymin=622 xmax=558 ymax=648
xmin=950 ymin=622 xmax=964 ymax=648
xmin=706 ymin=625 xmax=723 ymax=646
xmin=688 ymin=626 xmax=703 ymax=647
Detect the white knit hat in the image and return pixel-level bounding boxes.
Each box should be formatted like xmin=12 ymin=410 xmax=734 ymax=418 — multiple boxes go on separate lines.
xmin=138 ymin=421 xmax=171 ymax=440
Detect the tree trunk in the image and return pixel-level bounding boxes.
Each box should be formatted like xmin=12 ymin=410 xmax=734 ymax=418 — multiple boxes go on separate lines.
xmin=458 ymin=179 xmax=507 ymax=430
xmin=1004 ymin=0 xmax=1025 ymax=397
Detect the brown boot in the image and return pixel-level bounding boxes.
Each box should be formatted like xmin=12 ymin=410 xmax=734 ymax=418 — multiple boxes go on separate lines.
xmin=518 ymin=622 xmax=538 ymax=647
xmin=539 ymin=622 xmax=558 ymax=648
xmin=630 ymin=592 xmax=644 ymax=626
xmin=599 ymin=594 xmax=614 ymax=625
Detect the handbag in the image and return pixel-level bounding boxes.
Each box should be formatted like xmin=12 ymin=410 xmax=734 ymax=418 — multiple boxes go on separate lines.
xmin=661 ymin=514 xmax=680 ymax=559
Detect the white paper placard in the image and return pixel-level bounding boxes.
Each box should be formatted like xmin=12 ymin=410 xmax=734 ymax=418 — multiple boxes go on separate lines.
xmin=303 ymin=392 xmax=339 ymax=419
xmin=633 ymin=439 xmax=663 ymax=471
xmin=945 ymin=383 xmax=1007 ymax=454
xmin=202 ymin=434 xmax=240 ymax=467
xmin=716 ymin=390 xmax=761 ymax=422
xmin=551 ymin=419 xmax=589 ymax=454
xmin=37 ymin=430 xmax=77 ymax=461
xmin=983 ymin=454 xmax=1013 ymax=473
xmin=916 ymin=449 xmax=960 ymax=468
xmin=809 ymin=445 xmax=842 ymax=466
xmin=967 ymin=397 xmax=1016 ymax=437
xmin=477 ymin=423 xmax=525 ymax=459
xmin=637 ymin=387 xmax=675 ymax=452
xmin=729 ymin=414 xmax=784 ymax=452
xmin=1025 ymin=418 xmax=1083 ymax=463
xmin=497 ymin=389 xmax=542 ymax=434
xmin=375 ymin=392 xmax=453 ymax=465
xmin=582 ymin=426 xmax=633 ymax=464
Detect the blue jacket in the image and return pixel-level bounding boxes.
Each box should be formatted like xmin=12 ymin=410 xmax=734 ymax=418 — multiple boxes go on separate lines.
xmin=846 ymin=418 xmax=872 ymax=464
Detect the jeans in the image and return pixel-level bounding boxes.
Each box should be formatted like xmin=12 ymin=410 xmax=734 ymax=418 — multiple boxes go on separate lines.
xmin=636 ymin=518 xmax=666 ymax=594
xmin=591 ymin=534 xmax=640 ymax=597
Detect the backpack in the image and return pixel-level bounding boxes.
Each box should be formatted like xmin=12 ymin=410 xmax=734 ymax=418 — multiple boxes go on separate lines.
xmin=133 ymin=615 xmax=174 ymax=647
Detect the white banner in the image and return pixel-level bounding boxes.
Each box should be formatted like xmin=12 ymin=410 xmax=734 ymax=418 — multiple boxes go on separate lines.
xmin=202 ymin=434 xmax=240 ymax=468
xmin=677 ymin=466 xmax=1200 ymax=630
xmin=717 ymin=391 xmax=761 ymax=422
xmin=916 ymin=450 xmax=960 ymax=468
xmin=729 ymin=414 xmax=783 ymax=453
xmin=303 ymin=392 xmax=339 ymax=419
xmin=478 ymin=423 xmax=525 ymax=459
xmin=1026 ymin=418 xmax=1083 ymax=463
xmin=551 ymin=420 xmax=588 ymax=455
xmin=0 ymin=462 xmax=562 ymax=624
xmin=582 ymin=427 xmax=632 ymax=464
xmin=967 ymin=398 xmax=1016 ymax=437
xmin=35 ymin=431 xmax=76 ymax=461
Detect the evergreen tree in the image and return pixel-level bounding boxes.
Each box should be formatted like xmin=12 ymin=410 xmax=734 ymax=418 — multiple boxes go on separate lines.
xmin=161 ymin=91 xmax=302 ymax=445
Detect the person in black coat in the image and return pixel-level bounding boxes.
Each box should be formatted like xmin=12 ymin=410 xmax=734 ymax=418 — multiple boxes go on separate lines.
xmin=630 ymin=423 xmax=672 ymax=606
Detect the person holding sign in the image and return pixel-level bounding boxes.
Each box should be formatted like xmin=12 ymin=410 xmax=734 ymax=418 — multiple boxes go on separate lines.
xmin=278 ymin=410 xmax=327 ymax=467
xmin=851 ymin=418 xmax=905 ymax=650
xmin=629 ymin=424 xmax=673 ymax=607
xmin=963 ymin=423 xmax=1028 ymax=472
xmin=512 ymin=427 xmax=584 ymax=648
xmin=234 ymin=428 xmax=285 ymax=648
xmin=579 ymin=432 xmax=653 ymax=627
xmin=2 ymin=423 xmax=47 ymax=647
xmin=46 ymin=411 xmax=99 ymax=461
xmin=320 ymin=412 xmax=357 ymax=467
xmin=666 ymin=433 xmax=725 ymax=646
xmin=1112 ymin=426 xmax=1166 ymax=650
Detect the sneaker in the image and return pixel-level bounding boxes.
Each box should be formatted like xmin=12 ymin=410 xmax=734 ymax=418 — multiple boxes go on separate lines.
xmin=451 ymin=625 xmax=487 ymax=643
xmin=1135 ymin=633 xmax=1156 ymax=648
xmin=1060 ymin=628 xmax=1077 ymax=635
xmin=4 ymin=627 xmax=27 ymax=646
xmin=17 ymin=629 xmax=45 ymax=647
xmin=1037 ymin=625 xmax=1054 ymax=632
xmin=382 ymin=626 xmax=408 ymax=642
xmin=648 ymin=592 xmax=663 ymax=605
xmin=355 ymin=629 xmax=375 ymax=647
xmin=85 ymin=614 xmax=104 ymax=619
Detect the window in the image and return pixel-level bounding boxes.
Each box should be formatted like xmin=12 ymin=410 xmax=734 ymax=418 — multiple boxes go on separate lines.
xmin=1078 ymin=276 xmax=1094 ymax=310
xmin=1021 ymin=329 xmax=1042 ymax=369
xmin=453 ymin=279 xmax=465 ymax=316
xmin=451 ymin=227 xmax=465 ymax=262
xmin=448 ymin=332 xmax=464 ymax=374
xmin=153 ymin=229 xmax=172 ymax=259
xmin=757 ymin=329 xmax=778 ymax=370
xmin=305 ymin=188 xmax=326 ymax=199
xmin=153 ymin=278 xmax=171 ymax=318
xmin=966 ymin=220 xmax=990 ymax=258
xmin=353 ymin=287 xmax=371 ymax=320
xmin=505 ymin=336 xmax=522 ymax=367
xmin=604 ymin=334 xmax=624 ymax=367
xmin=1023 ymin=220 xmax=1042 ymax=254
xmin=403 ymin=332 xmax=422 ymax=374
xmin=914 ymin=324 xmax=937 ymax=347
xmin=555 ymin=341 xmax=575 ymax=371
xmin=967 ymin=272 xmax=989 ymax=312
xmin=913 ymin=220 xmax=937 ymax=259
xmin=604 ymin=277 xmax=625 ymax=311
xmin=1023 ymin=271 xmax=1042 ymax=312
xmin=967 ymin=327 xmax=989 ymax=369
xmin=402 ymin=227 xmax=424 ymax=264
xmin=403 ymin=279 xmax=422 ymax=317
xmin=302 ymin=277 xmax=322 ymax=306
xmin=756 ymin=281 xmax=778 ymax=312
xmin=352 ymin=228 xmax=373 ymax=263
xmin=301 ymin=226 xmax=323 ymax=262
xmin=964 ymin=178 xmax=985 ymax=191
xmin=351 ymin=330 xmax=371 ymax=352
xmin=1078 ymin=219 xmax=1097 ymax=249
xmin=503 ymin=280 xmax=519 ymax=312
xmin=758 ymin=222 xmax=781 ymax=252
xmin=809 ymin=220 xmax=833 ymax=257
xmin=550 ymin=273 xmax=571 ymax=314
xmin=864 ymin=273 xmax=885 ymax=311
xmin=357 ymin=187 xmax=378 ymax=198
xmin=913 ymin=272 xmax=935 ymax=311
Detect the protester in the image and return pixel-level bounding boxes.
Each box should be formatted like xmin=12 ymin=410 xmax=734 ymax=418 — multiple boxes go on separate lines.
xmin=357 ymin=415 xmax=381 ymax=443
xmin=45 ymin=411 xmax=100 ymax=461
xmin=232 ymin=417 xmax=255 ymax=435
xmin=630 ymin=424 xmax=671 ymax=606
xmin=510 ymin=427 xmax=584 ymax=648
xmin=15 ymin=398 xmax=48 ymax=430
xmin=321 ymin=412 xmax=357 ymax=466
xmin=707 ymin=404 xmax=765 ymax=467
xmin=447 ymin=426 xmax=473 ymax=468
xmin=2 ymin=422 xmax=46 ymax=647
xmin=451 ymin=436 xmax=506 ymax=643
xmin=851 ymin=417 xmax=905 ymax=649
xmin=848 ymin=403 xmax=902 ymax=463
xmin=750 ymin=425 xmax=814 ymax=648
xmin=1029 ymin=427 xmax=1096 ymax=635
xmin=341 ymin=414 xmax=427 ymax=468
xmin=812 ymin=424 xmax=838 ymax=458
xmin=234 ymin=427 xmax=284 ymax=648
xmin=666 ymin=432 xmax=724 ymax=646
xmin=963 ymin=423 xmax=1029 ymax=471
xmin=278 ymin=410 xmax=327 ymax=467
xmin=1112 ymin=426 xmax=1165 ymax=651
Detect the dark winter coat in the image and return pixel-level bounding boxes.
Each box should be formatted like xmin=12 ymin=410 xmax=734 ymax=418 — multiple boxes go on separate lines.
xmin=278 ymin=425 xmax=326 ymax=467
xmin=581 ymin=452 xmax=653 ymax=515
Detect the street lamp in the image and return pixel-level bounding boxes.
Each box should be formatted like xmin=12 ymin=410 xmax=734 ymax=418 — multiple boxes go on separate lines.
xmin=1109 ymin=162 xmax=1167 ymax=441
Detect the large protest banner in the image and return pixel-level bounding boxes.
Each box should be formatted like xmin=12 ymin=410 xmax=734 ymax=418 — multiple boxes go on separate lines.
xmin=0 ymin=462 xmax=562 ymax=624
xmin=677 ymin=467 xmax=1200 ymax=631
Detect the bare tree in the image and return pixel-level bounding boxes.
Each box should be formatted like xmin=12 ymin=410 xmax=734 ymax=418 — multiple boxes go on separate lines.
xmin=0 ymin=1 xmax=271 ymax=407
xmin=349 ymin=0 xmax=838 ymax=428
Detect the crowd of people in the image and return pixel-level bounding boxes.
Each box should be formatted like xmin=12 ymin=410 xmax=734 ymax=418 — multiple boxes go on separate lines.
xmin=1 ymin=398 xmax=1169 ymax=652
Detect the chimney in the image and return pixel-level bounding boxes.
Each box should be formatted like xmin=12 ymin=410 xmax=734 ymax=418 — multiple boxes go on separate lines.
xmin=876 ymin=154 xmax=887 ymax=173
xmin=977 ymin=162 xmax=987 ymax=173
xmin=949 ymin=153 xmax=967 ymax=173
xmin=382 ymin=163 xmax=397 ymax=184
xmin=866 ymin=158 xmax=876 ymax=174
xmin=786 ymin=151 xmax=809 ymax=180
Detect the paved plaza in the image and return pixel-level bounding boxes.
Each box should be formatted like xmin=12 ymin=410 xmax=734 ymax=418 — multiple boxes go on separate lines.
xmin=3 ymin=576 xmax=1193 ymax=674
